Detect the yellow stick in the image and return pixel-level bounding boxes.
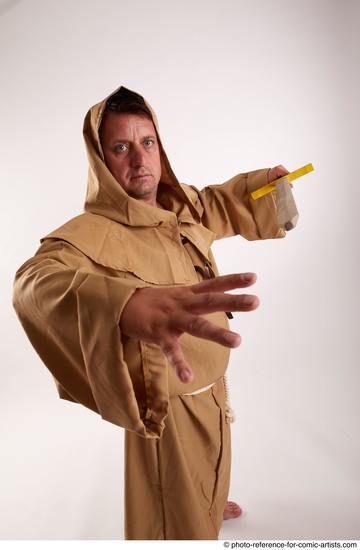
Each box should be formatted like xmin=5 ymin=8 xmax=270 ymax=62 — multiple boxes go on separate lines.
xmin=251 ymin=163 xmax=314 ymax=200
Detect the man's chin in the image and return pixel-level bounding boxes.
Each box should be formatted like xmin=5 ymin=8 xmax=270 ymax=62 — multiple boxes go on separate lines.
xmin=129 ymin=175 xmax=155 ymax=189
xmin=126 ymin=182 xmax=159 ymax=203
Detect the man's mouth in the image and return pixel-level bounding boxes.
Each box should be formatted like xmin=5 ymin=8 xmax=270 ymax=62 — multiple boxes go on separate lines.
xmin=131 ymin=174 xmax=151 ymax=180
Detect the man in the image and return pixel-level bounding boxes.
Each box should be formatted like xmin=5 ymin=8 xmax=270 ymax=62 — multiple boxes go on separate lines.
xmin=12 ymin=85 xmax=289 ymax=540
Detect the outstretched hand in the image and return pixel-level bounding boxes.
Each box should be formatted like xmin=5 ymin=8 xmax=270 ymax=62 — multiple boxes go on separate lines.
xmin=119 ymin=272 xmax=259 ymax=384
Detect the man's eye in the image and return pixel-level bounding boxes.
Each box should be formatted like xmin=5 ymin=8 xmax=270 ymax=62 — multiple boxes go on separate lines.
xmin=115 ymin=144 xmax=127 ymax=152
xmin=144 ymin=139 xmax=154 ymax=147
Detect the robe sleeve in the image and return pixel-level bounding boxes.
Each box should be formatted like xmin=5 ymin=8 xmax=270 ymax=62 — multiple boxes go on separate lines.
xmin=185 ymin=167 xmax=286 ymax=241
xmin=12 ymin=242 xmax=168 ymax=439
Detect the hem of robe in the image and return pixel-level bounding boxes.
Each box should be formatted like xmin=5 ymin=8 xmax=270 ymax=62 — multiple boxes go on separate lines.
xmin=124 ymin=375 xmax=231 ymax=540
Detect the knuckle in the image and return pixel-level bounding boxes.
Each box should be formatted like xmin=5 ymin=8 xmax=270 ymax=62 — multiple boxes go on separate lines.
xmin=187 ymin=316 xmax=207 ymax=333
xmin=162 ymin=341 xmax=175 ymax=357
xmin=161 ymin=341 xmax=183 ymax=366
xmin=203 ymin=292 xmax=216 ymax=307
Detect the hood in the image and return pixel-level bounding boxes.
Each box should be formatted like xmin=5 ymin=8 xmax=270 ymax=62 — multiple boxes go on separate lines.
xmin=83 ymin=85 xmax=201 ymax=227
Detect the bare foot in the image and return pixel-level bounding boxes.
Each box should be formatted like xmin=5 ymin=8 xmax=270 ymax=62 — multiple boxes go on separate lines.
xmin=223 ymin=500 xmax=242 ymax=520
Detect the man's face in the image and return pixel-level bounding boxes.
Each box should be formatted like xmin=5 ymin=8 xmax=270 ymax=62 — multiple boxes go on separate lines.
xmin=99 ymin=111 xmax=162 ymax=205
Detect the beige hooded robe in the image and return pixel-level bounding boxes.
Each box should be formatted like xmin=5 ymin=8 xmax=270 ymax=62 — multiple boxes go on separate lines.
xmin=12 ymin=85 xmax=285 ymax=540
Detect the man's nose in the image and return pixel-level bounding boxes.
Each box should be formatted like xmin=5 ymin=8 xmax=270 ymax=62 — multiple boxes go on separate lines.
xmin=130 ymin=145 xmax=146 ymax=167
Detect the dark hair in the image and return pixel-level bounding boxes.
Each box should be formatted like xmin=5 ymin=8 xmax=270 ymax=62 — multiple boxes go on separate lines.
xmin=103 ymin=86 xmax=153 ymax=120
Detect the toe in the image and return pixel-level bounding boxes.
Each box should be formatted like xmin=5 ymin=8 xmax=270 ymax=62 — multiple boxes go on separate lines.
xmin=223 ymin=500 xmax=243 ymax=520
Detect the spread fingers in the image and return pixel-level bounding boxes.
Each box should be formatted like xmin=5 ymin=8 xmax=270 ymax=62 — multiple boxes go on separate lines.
xmin=191 ymin=272 xmax=257 ymax=294
xmin=180 ymin=314 xmax=242 ymax=348
xmin=182 ymin=292 xmax=260 ymax=315
xmin=161 ymin=339 xmax=194 ymax=383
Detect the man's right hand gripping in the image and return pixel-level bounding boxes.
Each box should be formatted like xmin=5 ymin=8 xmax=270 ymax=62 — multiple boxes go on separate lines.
xmin=119 ymin=272 xmax=259 ymax=384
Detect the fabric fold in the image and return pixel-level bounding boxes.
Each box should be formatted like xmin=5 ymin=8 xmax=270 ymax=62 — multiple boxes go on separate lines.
xmin=186 ymin=168 xmax=286 ymax=241
xmin=12 ymin=245 xmax=168 ymax=439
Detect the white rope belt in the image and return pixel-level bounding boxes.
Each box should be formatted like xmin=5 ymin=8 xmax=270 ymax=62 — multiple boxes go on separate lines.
xmin=181 ymin=382 xmax=215 ymax=395
xmin=180 ymin=374 xmax=236 ymax=424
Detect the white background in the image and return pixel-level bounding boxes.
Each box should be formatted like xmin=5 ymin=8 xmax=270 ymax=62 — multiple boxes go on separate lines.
xmin=1 ymin=0 xmax=359 ymax=541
